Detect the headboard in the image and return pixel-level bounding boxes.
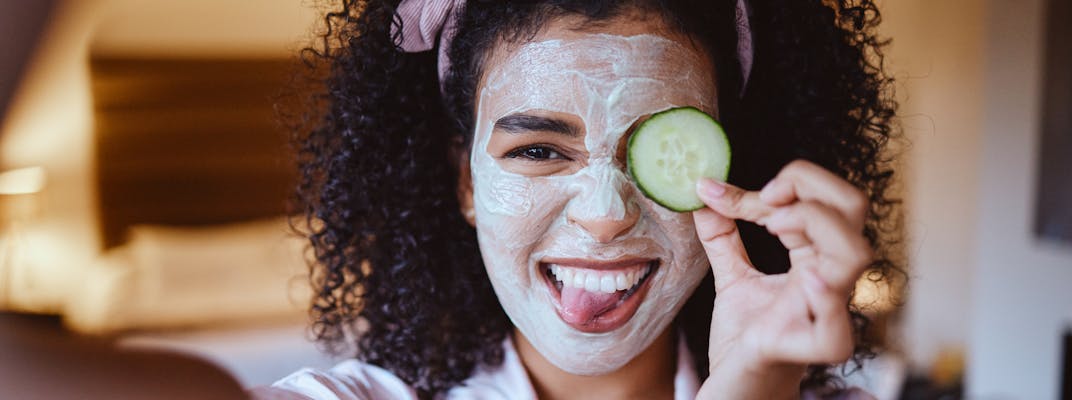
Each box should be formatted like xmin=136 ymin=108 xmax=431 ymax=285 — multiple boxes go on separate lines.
xmin=91 ymin=57 xmax=300 ymax=249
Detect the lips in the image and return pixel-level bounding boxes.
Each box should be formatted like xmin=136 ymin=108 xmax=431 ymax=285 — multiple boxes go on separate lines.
xmin=540 ymin=258 xmax=659 ymax=333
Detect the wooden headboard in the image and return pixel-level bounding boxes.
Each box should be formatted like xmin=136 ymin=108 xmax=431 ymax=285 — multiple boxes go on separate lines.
xmin=91 ymin=57 xmax=300 ymax=249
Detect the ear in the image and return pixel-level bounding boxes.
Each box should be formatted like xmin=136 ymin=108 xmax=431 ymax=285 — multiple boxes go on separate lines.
xmin=451 ymin=136 xmax=476 ymax=227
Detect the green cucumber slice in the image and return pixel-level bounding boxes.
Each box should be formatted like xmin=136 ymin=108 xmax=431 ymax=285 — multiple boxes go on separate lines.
xmin=627 ymin=106 xmax=731 ymax=212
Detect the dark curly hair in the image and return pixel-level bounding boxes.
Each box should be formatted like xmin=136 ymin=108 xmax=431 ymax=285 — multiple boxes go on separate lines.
xmin=291 ymin=0 xmax=901 ymax=397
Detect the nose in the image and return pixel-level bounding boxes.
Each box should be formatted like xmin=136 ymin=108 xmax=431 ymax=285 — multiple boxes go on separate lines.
xmin=570 ymin=209 xmax=640 ymax=243
xmin=566 ymin=163 xmax=641 ymax=243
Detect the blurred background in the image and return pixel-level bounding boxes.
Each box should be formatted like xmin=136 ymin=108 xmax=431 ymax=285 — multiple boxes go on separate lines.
xmin=0 ymin=0 xmax=1068 ymax=399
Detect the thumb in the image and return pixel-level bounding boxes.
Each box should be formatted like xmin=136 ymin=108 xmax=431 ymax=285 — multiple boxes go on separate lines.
xmin=693 ymin=179 xmax=759 ymax=291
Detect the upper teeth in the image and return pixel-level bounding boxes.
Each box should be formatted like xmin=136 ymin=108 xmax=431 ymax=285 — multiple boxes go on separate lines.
xmin=549 ymin=263 xmax=651 ymax=294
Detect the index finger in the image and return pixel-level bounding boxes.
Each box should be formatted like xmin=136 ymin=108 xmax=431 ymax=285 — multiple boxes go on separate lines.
xmin=758 ymin=160 xmax=868 ymax=230
xmin=696 ymin=178 xmax=777 ymax=226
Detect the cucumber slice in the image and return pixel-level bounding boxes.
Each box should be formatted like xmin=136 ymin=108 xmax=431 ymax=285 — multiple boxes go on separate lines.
xmin=627 ymin=107 xmax=731 ymax=212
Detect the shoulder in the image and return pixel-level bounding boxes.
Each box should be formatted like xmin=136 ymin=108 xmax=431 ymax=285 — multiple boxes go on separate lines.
xmin=249 ymin=360 xmax=418 ymax=400
xmin=250 ymin=337 xmax=534 ymax=400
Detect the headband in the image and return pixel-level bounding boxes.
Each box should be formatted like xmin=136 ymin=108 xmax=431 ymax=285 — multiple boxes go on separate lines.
xmin=392 ymin=0 xmax=755 ymax=94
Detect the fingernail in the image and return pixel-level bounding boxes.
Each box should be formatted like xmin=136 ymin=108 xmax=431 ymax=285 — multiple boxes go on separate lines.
xmin=697 ymin=178 xmax=726 ymax=198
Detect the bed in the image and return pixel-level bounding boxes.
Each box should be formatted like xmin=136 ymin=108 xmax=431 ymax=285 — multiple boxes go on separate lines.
xmin=61 ymin=56 xmax=338 ymax=387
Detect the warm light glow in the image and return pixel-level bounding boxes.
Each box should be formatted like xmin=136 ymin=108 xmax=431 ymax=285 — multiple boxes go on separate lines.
xmin=852 ymin=271 xmax=899 ymax=314
xmin=0 ymin=167 xmax=46 ymax=195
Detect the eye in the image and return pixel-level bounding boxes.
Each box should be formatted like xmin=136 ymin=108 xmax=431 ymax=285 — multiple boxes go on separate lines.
xmin=505 ymin=145 xmax=568 ymax=161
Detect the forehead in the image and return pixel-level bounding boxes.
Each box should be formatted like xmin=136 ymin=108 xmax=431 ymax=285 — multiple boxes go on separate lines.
xmin=479 ymin=33 xmax=718 ymax=123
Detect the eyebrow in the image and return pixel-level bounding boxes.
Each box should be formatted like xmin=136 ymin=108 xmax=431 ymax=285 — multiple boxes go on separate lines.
xmin=493 ymin=113 xmax=580 ymax=137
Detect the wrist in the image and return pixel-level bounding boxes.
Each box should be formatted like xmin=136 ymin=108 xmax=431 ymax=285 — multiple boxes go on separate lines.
xmin=698 ymin=351 xmax=806 ymax=400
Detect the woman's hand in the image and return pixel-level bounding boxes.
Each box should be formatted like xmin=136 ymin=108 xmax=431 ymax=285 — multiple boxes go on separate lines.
xmin=692 ymin=160 xmax=873 ymax=400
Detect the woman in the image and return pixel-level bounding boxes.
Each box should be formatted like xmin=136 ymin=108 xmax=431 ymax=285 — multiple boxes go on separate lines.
xmin=261 ymin=0 xmax=899 ymax=398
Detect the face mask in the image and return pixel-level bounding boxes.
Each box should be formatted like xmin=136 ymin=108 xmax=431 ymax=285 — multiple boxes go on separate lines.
xmin=471 ymin=33 xmax=716 ymax=375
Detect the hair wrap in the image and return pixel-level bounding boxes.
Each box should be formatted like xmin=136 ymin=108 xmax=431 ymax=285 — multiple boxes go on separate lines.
xmin=392 ymin=0 xmax=463 ymax=87
xmin=392 ymin=0 xmax=755 ymax=93
xmin=735 ymin=0 xmax=754 ymax=93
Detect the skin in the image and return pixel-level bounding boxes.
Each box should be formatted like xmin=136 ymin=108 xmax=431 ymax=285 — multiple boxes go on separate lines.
xmin=515 ymin=329 xmax=676 ymax=400
xmin=467 ymin=10 xmax=713 ymax=381
xmin=455 ymin=9 xmax=872 ymax=400
xmin=693 ymin=162 xmax=871 ymax=399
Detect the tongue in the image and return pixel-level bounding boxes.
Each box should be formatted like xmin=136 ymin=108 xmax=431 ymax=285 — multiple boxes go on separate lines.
xmin=559 ymin=285 xmax=622 ymax=325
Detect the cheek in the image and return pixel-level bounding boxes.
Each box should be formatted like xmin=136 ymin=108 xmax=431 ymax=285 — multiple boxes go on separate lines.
xmin=474 ymin=174 xmax=570 ymax=263
xmin=474 ymin=170 xmax=533 ymax=216
xmin=641 ymin=198 xmax=708 ymax=268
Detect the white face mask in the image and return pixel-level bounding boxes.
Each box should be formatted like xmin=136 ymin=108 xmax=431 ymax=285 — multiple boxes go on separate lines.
xmin=470 ymin=33 xmax=717 ymax=375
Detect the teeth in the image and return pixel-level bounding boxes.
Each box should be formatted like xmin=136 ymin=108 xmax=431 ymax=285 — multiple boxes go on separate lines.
xmin=550 ymin=263 xmax=651 ymax=294
xmin=573 ymin=271 xmax=585 ymax=288
xmin=584 ymin=274 xmax=600 ymax=292
xmin=600 ymin=276 xmax=616 ymax=293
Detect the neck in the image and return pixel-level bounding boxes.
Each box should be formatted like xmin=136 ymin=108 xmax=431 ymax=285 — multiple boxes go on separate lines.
xmin=514 ymin=327 xmax=677 ymax=400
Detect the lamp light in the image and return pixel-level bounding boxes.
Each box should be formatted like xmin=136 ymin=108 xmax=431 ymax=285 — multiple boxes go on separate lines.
xmin=0 ymin=166 xmax=46 ymax=310
xmin=0 ymin=166 xmax=45 ymax=195
xmin=852 ymin=269 xmax=900 ymax=314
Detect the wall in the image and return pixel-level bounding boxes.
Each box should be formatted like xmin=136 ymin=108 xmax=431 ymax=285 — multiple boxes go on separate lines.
xmin=0 ymin=1 xmax=56 ymax=121
xmin=0 ymin=0 xmax=318 ymax=312
xmin=876 ymin=1 xmax=1072 ymax=397
xmin=881 ymin=0 xmax=985 ymax=370
xmin=967 ymin=0 xmax=1072 ymax=397
xmin=1 ymin=0 xmax=101 ymax=311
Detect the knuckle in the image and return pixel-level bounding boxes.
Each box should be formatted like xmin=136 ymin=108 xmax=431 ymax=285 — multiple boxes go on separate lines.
xmin=786 ymin=159 xmax=814 ymax=173
xmin=777 ymin=159 xmax=810 ymax=181
xmin=846 ymin=189 xmax=869 ymax=219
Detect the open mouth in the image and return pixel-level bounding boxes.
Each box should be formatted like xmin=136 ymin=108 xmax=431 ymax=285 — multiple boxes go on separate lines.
xmin=539 ymin=259 xmax=659 ymax=333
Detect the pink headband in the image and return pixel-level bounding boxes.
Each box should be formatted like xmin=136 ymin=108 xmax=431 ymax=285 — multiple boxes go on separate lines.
xmin=392 ymin=0 xmax=755 ymax=93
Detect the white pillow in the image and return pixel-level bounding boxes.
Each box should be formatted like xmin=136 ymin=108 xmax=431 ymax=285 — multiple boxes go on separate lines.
xmin=66 ymin=217 xmax=313 ymax=333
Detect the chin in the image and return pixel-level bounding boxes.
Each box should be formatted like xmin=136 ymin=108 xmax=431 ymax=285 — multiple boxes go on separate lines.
xmin=491 ymin=256 xmax=707 ymax=376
